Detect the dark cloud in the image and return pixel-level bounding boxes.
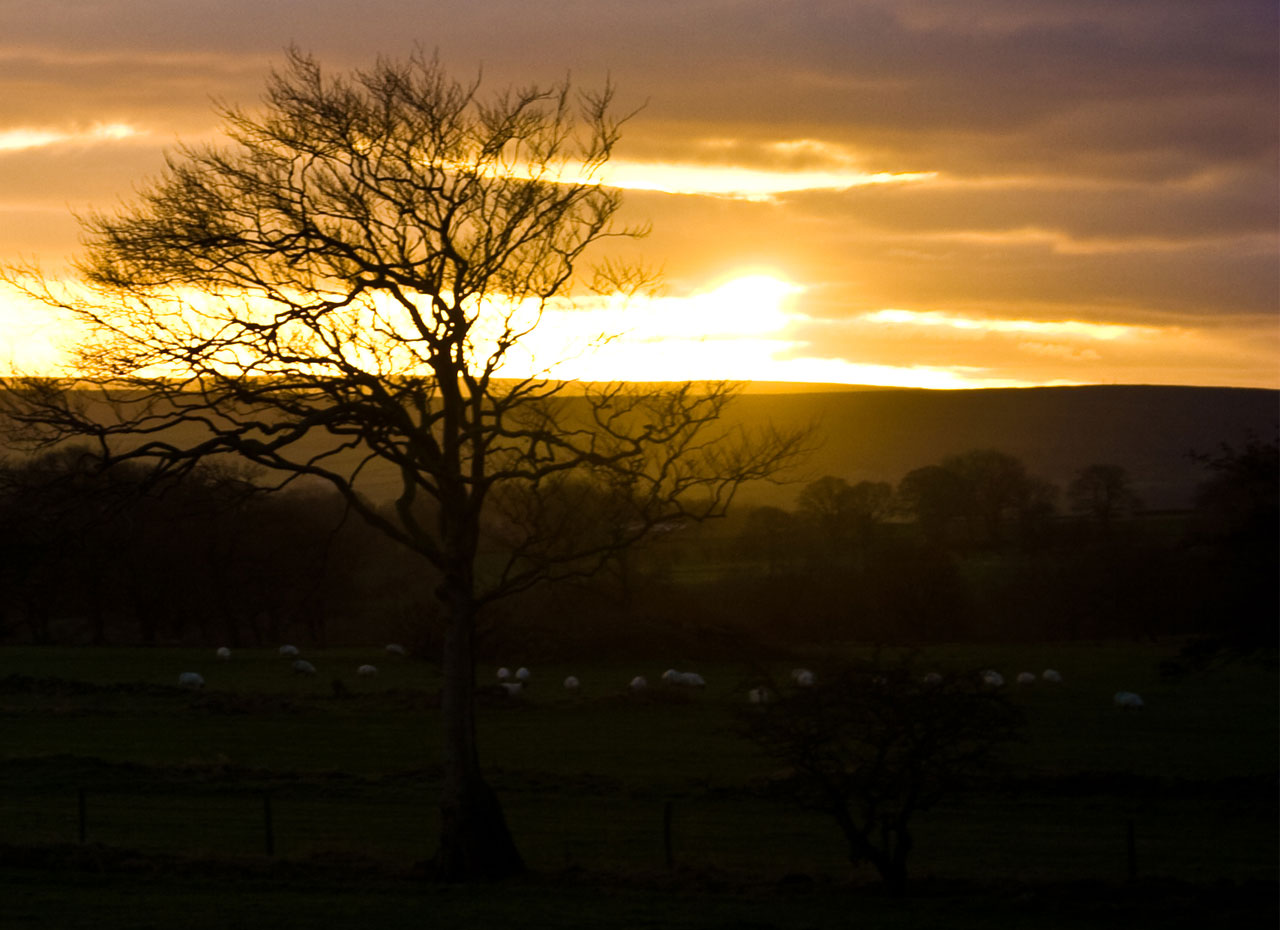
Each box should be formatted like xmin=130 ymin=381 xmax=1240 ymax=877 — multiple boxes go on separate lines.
xmin=786 ymin=167 xmax=1277 ymax=245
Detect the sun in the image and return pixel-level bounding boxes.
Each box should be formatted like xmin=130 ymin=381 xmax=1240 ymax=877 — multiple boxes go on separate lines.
xmin=689 ymin=273 xmax=803 ymax=336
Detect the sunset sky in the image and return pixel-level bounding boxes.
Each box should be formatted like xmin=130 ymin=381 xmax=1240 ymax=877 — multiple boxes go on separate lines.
xmin=1 ymin=0 xmax=1276 ymax=389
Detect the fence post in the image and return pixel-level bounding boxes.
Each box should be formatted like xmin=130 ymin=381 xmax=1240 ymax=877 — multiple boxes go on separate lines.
xmin=264 ymin=791 xmax=275 ymax=857
xmin=1125 ymin=818 xmax=1137 ymax=882
xmin=663 ymin=800 xmax=674 ymax=869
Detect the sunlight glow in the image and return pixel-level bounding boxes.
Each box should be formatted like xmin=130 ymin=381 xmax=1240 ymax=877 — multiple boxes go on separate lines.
xmin=501 ymin=273 xmax=805 ymax=376
xmin=0 ymin=283 xmax=80 ymax=373
xmin=600 ymin=161 xmax=937 ymax=200
xmin=439 ymin=150 xmax=936 ymax=202
xmin=0 ymin=123 xmax=144 ymax=152
xmin=4 ymin=273 xmax=1252 ymax=391
xmin=861 ymin=309 xmax=1152 ymax=341
xmin=507 ymin=275 xmax=1033 ymax=388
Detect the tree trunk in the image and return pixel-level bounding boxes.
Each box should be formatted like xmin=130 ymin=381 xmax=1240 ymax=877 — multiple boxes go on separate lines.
xmin=435 ymin=582 xmax=524 ymax=880
xmin=834 ymin=805 xmax=912 ymax=896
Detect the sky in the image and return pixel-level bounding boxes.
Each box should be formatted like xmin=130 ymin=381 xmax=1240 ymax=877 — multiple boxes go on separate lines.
xmin=0 ymin=0 xmax=1276 ymax=389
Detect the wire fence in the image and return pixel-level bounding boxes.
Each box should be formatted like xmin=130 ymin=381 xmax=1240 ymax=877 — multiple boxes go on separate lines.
xmin=3 ymin=782 xmax=1264 ymax=884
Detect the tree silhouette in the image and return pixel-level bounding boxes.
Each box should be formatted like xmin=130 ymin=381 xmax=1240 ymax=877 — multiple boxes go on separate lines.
xmin=1068 ymin=463 xmax=1140 ymax=536
xmin=1 ymin=51 xmax=807 ymax=879
xmin=942 ymin=449 xmax=1034 ymax=547
xmin=897 ymin=464 xmax=966 ymax=548
xmin=740 ymin=657 xmax=1022 ymax=894
xmin=795 ymin=475 xmax=892 ymax=556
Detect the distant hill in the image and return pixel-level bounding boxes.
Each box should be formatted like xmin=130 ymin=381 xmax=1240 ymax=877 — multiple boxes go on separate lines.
xmin=17 ymin=383 xmax=1275 ymax=513
xmin=721 ymin=385 xmax=1277 ymax=511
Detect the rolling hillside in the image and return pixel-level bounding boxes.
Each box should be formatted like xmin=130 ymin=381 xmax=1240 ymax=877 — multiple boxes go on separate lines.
xmin=721 ymin=384 xmax=1277 ymax=510
xmin=15 ymin=384 xmax=1276 ymax=513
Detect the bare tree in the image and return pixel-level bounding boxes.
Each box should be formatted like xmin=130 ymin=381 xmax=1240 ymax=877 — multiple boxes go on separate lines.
xmin=740 ymin=658 xmax=1022 ymax=894
xmin=1 ymin=51 xmax=808 ymax=879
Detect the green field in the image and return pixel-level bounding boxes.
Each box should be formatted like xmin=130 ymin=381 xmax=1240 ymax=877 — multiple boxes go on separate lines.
xmin=1 ymin=643 xmax=1275 ymax=928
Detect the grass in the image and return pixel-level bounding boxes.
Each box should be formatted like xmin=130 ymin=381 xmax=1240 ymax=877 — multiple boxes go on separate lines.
xmin=0 ymin=642 xmax=1275 ymax=927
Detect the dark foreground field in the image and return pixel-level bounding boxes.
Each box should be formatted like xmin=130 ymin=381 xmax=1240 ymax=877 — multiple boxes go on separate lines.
xmin=1 ymin=643 xmax=1275 ymax=929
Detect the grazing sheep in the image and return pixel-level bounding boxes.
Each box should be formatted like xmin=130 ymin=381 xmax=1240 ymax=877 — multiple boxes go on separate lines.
xmin=1114 ymin=691 xmax=1144 ymax=709
xmin=500 ymin=681 xmax=523 ymax=697
xmin=661 ymin=668 xmax=679 ymax=683
xmin=496 ymin=667 xmax=511 ymax=681
xmin=747 ymin=687 xmax=774 ymax=704
xmin=981 ymin=670 xmax=1005 ymax=688
xmin=629 ymin=676 xmax=648 ymax=691
xmin=279 ymin=645 xmax=300 ymax=658
xmin=922 ymin=672 xmax=943 ymax=686
xmin=356 ymin=664 xmax=378 ymax=677
xmin=385 ymin=643 xmax=407 ymax=656
xmin=292 ymin=659 xmax=317 ymax=675
xmin=178 ymin=672 xmax=204 ymax=690
xmin=1042 ymin=669 xmax=1063 ymax=683
xmin=1016 ymin=672 xmax=1037 ymax=686
xmin=215 ymin=647 xmax=231 ymax=661
xmin=563 ymin=676 xmax=580 ymax=691
xmin=663 ymin=670 xmax=706 ymax=687
xmin=515 ymin=667 xmax=531 ymax=682
xmin=791 ymin=669 xmax=815 ymax=688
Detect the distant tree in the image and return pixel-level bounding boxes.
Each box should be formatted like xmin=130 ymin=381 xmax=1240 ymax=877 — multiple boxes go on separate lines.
xmin=796 ymin=476 xmax=893 ymax=556
xmin=796 ymin=475 xmax=854 ymax=543
xmin=1169 ymin=434 xmax=1280 ymax=669
xmin=0 ymin=446 xmax=272 ymax=645
xmin=0 ymin=51 xmax=807 ymax=878
xmin=1190 ymin=435 xmax=1278 ymax=548
xmin=942 ymin=449 xmax=1035 ymax=547
xmin=897 ymin=465 xmax=966 ymax=547
xmin=738 ymin=504 xmax=799 ymax=574
xmin=1068 ymin=464 xmax=1140 ymax=535
xmin=740 ymin=656 xmax=1022 ymax=894
xmin=845 ymin=480 xmax=894 ymax=545
xmin=1015 ymin=475 xmax=1060 ymax=550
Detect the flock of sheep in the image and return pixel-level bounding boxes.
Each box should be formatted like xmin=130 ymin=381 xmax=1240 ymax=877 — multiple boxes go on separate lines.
xmin=174 ymin=652 xmax=1145 ymax=709
xmin=176 ymin=642 xmax=409 ymax=692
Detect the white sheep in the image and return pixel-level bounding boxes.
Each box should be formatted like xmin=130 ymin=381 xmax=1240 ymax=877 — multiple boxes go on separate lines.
xmin=496 ymin=667 xmax=511 ymax=681
xmin=629 ymin=676 xmax=648 ymax=691
xmin=1042 ymin=669 xmax=1063 ymax=683
xmin=215 ymin=647 xmax=231 ymax=661
xmin=981 ymin=670 xmax=1005 ymax=688
xmin=791 ymin=669 xmax=815 ymax=687
xmin=385 ymin=644 xmax=407 ymax=656
xmin=922 ymin=672 xmax=943 ymax=686
xmin=356 ymin=664 xmax=378 ymax=677
xmin=1114 ymin=691 xmax=1144 ymax=709
xmin=292 ymin=659 xmax=317 ymax=675
xmin=747 ymin=687 xmax=774 ymax=704
xmin=1016 ymin=672 xmax=1037 ymax=686
xmin=178 ymin=671 xmax=204 ymax=690
xmin=563 ymin=675 xmax=580 ymax=691
xmin=515 ymin=667 xmax=531 ymax=682
xmin=661 ymin=668 xmax=678 ymax=683
xmin=500 ymin=681 xmax=523 ymax=697
xmin=279 ymin=644 xmax=300 ymax=658
xmin=663 ymin=670 xmax=706 ymax=687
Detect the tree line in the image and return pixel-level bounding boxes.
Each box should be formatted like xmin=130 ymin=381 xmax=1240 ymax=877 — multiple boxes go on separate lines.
xmin=1 ymin=437 xmax=1272 ymax=656
xmin=617 ymin=440 xmax=1275 ymax=653
xmin=0 ymin=445 xmax=406 ymax=648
